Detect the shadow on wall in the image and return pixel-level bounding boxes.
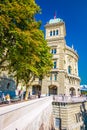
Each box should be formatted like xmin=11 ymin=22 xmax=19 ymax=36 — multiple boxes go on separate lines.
xmin=39 ymin=114 xmax=55 ymax=130
xmin=0 ymin=76 xmax=16 ymax=91
xmin=80 ymin=102 xmax=87 ymax=130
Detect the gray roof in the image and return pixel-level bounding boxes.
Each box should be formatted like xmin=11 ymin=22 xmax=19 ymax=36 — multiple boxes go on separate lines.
xmin=49 ymin=18 xmax=63 ymax=24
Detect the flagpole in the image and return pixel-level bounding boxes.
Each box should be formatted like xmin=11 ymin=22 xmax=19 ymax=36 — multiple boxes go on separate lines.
xmin=54 ymin=11 xmax=57 ymax=19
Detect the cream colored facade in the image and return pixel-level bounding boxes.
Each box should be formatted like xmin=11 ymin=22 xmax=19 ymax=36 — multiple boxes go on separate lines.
xmin=53 ymin=100 xmax=87 ymax=130
xmin=32 ymin=18 xmax=80 ymax=96
xmin=0 ymin=18 xmax=80 ymax=97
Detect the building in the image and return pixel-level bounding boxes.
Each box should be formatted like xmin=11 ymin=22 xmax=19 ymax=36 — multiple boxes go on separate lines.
xmin=31 ymin=18 xmax=80 ymax=96
xmin=0 ymin=17 xmax=80 ymax=97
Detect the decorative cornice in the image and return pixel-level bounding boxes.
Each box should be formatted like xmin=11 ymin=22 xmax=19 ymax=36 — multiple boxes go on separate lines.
xmin=65 ymin=45 xmax=79 ymax=58
xmin=45 ymin=21 xmax=64 ymax=28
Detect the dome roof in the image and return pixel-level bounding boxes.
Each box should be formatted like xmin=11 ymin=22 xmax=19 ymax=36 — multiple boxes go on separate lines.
xmin=49 ymin=18 xmax=63 ymax=24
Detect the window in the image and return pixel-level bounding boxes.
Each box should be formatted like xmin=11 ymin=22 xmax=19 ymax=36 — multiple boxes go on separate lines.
xmin=53 ymin=30 xmax=55 ymax=36
xmin=50 ymin=30 xmax=58 ymax=36
xmin=54 ymin=49 xmax=56 ymax=54
xmin=56 ymin=30 xmax=58 ymax=35
xmin=53 ymin=61 xmax=57 ymax=69
xmin=51 ymin=49 xmax=53 ymax=54
xmin=55 ymin=118 xmax=61 ymax=129
xmin=7 ymin=83 xmax=10 ymax=89
xmin=50 ymin=72 xmax=52 ymax=80
xmin=68 ymin=66 xmax=71 ymax=74
xmin=50 ymin=31 xmax=52 ymax=36
xmin=50 ymin=75 xmax=52 ymax=80
xmin=54 ymin=73 xmax=57 ymax=81
xmin=51 ymin=48 xmax=57 ymax=54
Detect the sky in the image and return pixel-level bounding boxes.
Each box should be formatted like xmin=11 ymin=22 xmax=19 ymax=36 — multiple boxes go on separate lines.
xmin=35 ymin=0 xmax=87 ymax=85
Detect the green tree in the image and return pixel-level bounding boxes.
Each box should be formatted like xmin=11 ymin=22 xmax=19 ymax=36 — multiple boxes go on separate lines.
xmin=0 ymin=0 xmax=40 ymax=69
xmin=0 ymin=0 xmax=53 ymax=99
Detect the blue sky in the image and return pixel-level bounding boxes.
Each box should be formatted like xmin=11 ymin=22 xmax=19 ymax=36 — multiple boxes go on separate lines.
xmin=35 ymin=0 xmax=87 ymax=85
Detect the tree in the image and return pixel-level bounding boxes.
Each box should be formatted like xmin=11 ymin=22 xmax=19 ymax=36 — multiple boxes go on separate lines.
xmin=9 ymin=29 xmax=53 ymax=99
xmin=0 ymin=0 xmax=40 ymax=69
xmin=0 ymin=0 xmax=53 ymax=99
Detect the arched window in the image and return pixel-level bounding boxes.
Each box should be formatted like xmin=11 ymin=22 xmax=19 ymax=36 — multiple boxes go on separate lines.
xmin=53 ymin=30 xmax=55 ymax=36
xmin=53 ymin=61 xmax=57 ymax=69
xmin=54 ymin=48 xmax=56 ymax=54
xmin=7 ymin=83 xmax=10 ymax=89
xmin=51 ymin=48 xmax=57 ymax=54
xmin=56 ymin=30 xmax=58 ymax=35
xmin=68 ymin=66 xmax=71 ymax=74
xmin=50 ymin=31 xmax=52 ymax=36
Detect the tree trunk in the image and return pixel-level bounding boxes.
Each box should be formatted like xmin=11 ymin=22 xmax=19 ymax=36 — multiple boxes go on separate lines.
xmin=25 ymin=85 xmax=29 ymax=100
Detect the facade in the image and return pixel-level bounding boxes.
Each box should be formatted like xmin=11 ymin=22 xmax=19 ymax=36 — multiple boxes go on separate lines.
xmin=0 ymin=18 xmax=80 ymax=97
xmin=31 ymin=18 xmax=80 ymax=96
xmin=52 ymin=100 xmax=87 ymax=130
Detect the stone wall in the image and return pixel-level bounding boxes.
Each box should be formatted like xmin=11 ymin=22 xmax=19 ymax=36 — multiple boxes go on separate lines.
xmin=0 ymin=96 xmax=54 ymax=130
xmin=52 ymin=100 xmax=87 ymax=130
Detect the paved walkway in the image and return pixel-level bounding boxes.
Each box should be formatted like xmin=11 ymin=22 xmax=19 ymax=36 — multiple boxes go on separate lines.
xmin=0 ymin=95 xmax=39 ymax=107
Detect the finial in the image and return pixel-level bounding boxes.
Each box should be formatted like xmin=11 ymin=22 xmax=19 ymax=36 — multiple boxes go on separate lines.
xmin=75 ymin=50 xmax=77 ymax=53
xmin=72 ymin=44 xmax=74 ymax=49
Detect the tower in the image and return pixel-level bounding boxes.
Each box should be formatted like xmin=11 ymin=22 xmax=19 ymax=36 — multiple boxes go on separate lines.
xmin=45 ymin=18 xmax=66 ymax=95
xmin=44 ymin=18 xmax=80 ymax=96
xmin=32 ymin=17 xmax=80 ymax=96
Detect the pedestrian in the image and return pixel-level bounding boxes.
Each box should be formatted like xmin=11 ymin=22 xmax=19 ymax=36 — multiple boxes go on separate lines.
xmin=62 ymin=94 xmax=65 ymax=101
xmin=53 ymin=95 xmax=55 ymax=100
xmin=38 ymin=91 xmax=41 ymax=98
xmin=15 ymin=89 xmax=18 ymax=96
xmin=20 ymin=90 xmax=24 ymax=101
xmin=5 ymin=94 xmax=10 ymax=104
xmin=2 ymin=93 xmax=5 ymax=102
xmin=28 ymin=92 xmax=30 ymax=99
xmin=18 ymin=90 xmax=21 ymax=97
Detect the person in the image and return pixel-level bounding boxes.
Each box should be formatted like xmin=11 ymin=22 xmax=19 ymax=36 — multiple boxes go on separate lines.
xmin=28 ymin=92 xmax=30 ymax=99
xmin=53 ymin=95 xmax=55 ymax=100
xmin=1 ymin=93 xmax=5 ymax=102
xmin=62 ymin=94 xmax=65 ymax=101
xmin=38 ymin=91 xmax=41 ymax=98
xmin=5 ymin=94 xmax=10 ymax=104
xmin=18 ymin=90 xmax=21 ymax=97
xmin=15 ymin=89 xmax=18 ymax=96
xmin=23 ymin=91 xmax=26 ymax=99
xmin=62 ymin=94 xmax=64 ymax=101
xmin=20 ymin=90 xmax=24 ymax=101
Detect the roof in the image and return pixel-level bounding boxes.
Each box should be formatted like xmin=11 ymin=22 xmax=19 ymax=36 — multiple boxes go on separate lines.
xmin=48 ymin=18 xmax=63 ymax=24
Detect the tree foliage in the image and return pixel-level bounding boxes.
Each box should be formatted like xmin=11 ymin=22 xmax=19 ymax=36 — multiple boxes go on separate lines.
xmin=0 ymin=0 xmax=53 ymax=99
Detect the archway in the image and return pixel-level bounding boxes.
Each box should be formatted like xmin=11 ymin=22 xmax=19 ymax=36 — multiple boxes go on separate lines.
xmin=32 ymin=85 xmax=41 ymax=95
xmin=69 ymin=87 xmax=76 ymax=96
xmin=49 ymin=85 xmax=57 ymax=95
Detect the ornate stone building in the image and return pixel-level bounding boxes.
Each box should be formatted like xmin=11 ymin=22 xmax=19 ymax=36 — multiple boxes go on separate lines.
xmin=31 ymin=18 xmax=80 ymax=96
xmin=0 ymin=17 xmax=80 ymax=97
